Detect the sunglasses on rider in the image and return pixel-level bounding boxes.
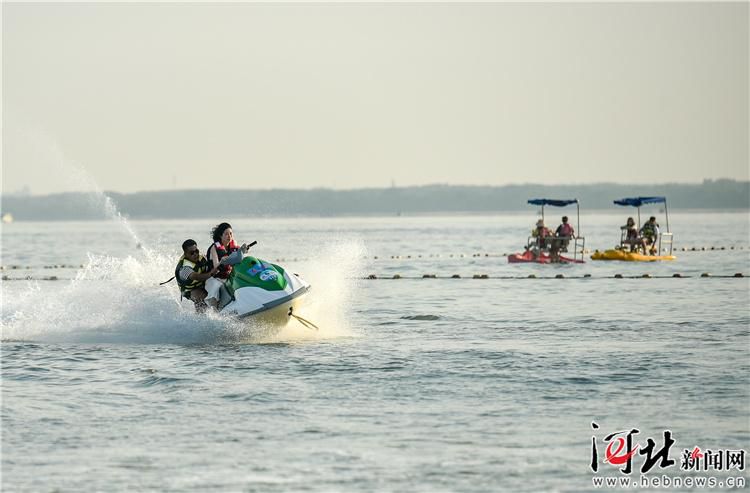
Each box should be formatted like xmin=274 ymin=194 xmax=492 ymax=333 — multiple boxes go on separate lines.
xmin=187 ymin=248 xmax=199 ymax=256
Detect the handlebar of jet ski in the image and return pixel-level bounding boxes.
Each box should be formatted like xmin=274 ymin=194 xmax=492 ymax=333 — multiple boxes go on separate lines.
xmin=220 ymin=241 xmax=259 ymax=266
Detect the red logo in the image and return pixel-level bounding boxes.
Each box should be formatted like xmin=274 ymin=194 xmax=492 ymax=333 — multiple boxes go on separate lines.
xmin=590 ymin=422 xmax=675 ymax=474
xmin=605 ymin=437 xmax=640 ymax=465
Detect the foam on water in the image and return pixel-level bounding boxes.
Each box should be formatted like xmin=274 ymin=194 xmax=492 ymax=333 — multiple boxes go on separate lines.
xmin=1 ymin=239 xmax=364 ymax=344
xmin=266 ymin=240 xmax=366 ymax=343
xmin=1 ymin=136 xmax=363 ymax=344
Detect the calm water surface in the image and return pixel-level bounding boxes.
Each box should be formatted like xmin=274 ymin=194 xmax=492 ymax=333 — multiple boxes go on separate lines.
xmin=2 ymin=212 xmax=749 ymax=492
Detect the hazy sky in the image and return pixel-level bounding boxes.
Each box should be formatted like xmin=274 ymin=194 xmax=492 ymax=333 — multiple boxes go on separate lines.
xmin=3 ymin=2 xmax=748 ymax=195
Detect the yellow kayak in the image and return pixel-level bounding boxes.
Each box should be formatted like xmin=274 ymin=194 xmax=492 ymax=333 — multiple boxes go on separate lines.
xmin=591 ymin=249 xmax=676 ymax=262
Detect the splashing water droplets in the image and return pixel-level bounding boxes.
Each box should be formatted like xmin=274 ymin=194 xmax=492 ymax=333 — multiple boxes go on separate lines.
xmin=2 ymin=239 xmax=365 ymax=344
xmin=2 ymin=132 xmax=364 ymax=344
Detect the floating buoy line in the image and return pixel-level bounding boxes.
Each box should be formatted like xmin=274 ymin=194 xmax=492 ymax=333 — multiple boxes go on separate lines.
xmin=0 ymin=264 xmax=86 ymax=270
xmin=362 ymin=273 xmax=745 ymax=280
xmin=3 ymin=273 xmax=746 ymax=282
xmin=1 ymin=243 xmax=748 ymax=282
xmin=0 ymin=245 xmax=747 ymax=272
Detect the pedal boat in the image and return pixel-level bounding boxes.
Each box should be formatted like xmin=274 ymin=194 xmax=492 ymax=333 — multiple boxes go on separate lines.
xmin=591 ymin=196 xmax=676 ymax=262
xmin=508 ymin=250 xmax=584 ymax=264
xmin=591 ymin=249 xmax=676 ymax=262
xmin=507 ymin=198 xmax=586 ymax=264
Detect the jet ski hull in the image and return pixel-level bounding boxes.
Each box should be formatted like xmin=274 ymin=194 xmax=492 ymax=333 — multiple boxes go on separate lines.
xmin=219 ymin=256 xmax=311 ymax=325
xmin=237 ymin=288 xmax=309 ymax=326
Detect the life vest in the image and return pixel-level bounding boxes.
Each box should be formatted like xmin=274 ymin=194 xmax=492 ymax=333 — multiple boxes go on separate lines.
xmin=175 ymin=254 xmax=210 ymax=294
xmin=557 ymin=223 xmax=574 ymax=237
xmin=207 ymin=240 xmax=239 ymax=279
xmin=641 ymin=222 xmax=658 ymax=238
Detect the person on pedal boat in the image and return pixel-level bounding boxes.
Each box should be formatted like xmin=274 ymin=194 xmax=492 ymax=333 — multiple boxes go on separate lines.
xmin=531 ymin=219 xmax=553 ymax=257
xmin=639 ymin=216 xmax=660 ymax=255
xmin=550 ymin=216 xmax=576 ymax=262
xmin=554 ymin=215 xmax=575 ymax=252
xmin=620 ymin=217 xmax=645 ymax=253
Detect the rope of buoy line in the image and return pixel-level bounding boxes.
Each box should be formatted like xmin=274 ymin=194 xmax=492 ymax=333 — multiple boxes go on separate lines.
xmin=3 ymin=272 xmax=747 ymax=282
xmin=0 ymin=245 xmax=747 ymax=271
xmin=363 ymin=273 xmax=746 ymax=280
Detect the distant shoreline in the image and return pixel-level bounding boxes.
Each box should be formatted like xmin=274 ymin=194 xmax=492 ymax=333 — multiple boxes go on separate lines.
xmin=2 ymin=181 xmax=748 ymax=221
xmin=2 ymin=209 xmax=749 ymax=224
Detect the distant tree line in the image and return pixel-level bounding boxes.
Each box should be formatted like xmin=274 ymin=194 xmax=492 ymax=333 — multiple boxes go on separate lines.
xmin=2 ymin=179 xmax=748 ymax=220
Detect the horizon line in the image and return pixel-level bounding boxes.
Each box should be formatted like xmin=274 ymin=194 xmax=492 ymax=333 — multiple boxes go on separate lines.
xmin=3 ymin=178 xmax=747 ymax=197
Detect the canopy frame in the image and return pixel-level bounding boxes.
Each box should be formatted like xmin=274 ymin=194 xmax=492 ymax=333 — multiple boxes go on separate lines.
xmin=526 ymin=198 xmax=585 ymax=262
xmin=613 ymin=196 xmax=673 ymax=255
xmin=528 ymin=198 xmax=582 ymax=239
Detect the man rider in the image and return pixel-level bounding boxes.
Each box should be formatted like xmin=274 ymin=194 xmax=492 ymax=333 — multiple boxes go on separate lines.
xmin=175 ymin=239 xmax=219 ymax=312
xmin=640 ymin=216 xmax=660 ymax=255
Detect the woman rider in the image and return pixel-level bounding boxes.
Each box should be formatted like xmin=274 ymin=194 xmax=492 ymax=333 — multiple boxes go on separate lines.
xmin=205 ymin=222 xmax=242 ymax=310
xmin=620 ymin=217 xmax=645 ymax=253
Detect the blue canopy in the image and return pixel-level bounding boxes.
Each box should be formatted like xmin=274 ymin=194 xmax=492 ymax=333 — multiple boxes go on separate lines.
xmin=614 ymin=197 xmax=667 ymax=207
xmin=527 ymin=198 xmax=579 ymax=207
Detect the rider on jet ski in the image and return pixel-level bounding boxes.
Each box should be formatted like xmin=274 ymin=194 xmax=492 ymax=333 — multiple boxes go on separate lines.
xmin=175 ymin=239 xmax=219 ymax=313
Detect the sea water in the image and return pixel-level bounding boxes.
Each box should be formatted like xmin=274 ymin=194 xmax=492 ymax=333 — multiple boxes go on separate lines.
xmin=1 ymin=212 xmax=749 ymax=492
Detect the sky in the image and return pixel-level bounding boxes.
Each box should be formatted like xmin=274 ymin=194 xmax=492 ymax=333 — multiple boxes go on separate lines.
xmin=2 ymin=2 xmax=748 ymax=195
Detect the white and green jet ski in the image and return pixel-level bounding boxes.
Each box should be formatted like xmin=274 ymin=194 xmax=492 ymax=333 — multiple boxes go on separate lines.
xmin=218 ymin=250 xmax=312 ymax=327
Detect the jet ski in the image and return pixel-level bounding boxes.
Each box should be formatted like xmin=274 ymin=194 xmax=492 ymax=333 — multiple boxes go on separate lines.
xmin=219 ymin=253 xmax=312 ymax=327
